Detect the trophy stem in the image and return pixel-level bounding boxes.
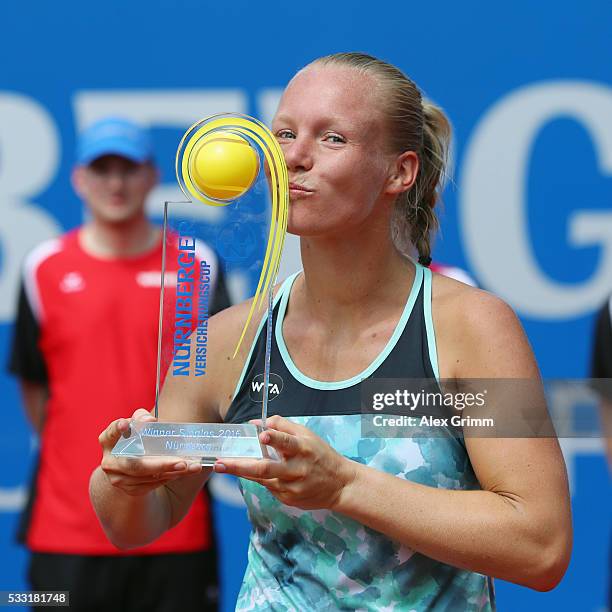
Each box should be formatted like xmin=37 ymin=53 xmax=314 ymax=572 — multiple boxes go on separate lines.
xmin=261 ymin=285 xmax=274 ymax=428
xmin=154 ymin=201 xmax=170 ymax=419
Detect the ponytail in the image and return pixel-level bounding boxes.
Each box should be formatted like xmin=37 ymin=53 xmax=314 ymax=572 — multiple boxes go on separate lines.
xmin=401 ymin=101 xmax=451 ymax=264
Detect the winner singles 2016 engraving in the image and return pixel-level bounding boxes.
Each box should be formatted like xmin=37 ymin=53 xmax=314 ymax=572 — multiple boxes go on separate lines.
xmin=135 ymin=423 xmax=265 ymax=460
xmin=141 ymin=425 xmax=244 ymax=438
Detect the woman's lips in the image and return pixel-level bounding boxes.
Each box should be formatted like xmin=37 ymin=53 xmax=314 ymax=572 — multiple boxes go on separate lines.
xmin=289 ymin=182 xmax=313 ymax=197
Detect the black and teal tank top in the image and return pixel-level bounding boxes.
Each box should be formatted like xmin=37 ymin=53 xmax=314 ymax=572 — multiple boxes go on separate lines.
xmin=226 ymin=264 xmax=495 ymax=611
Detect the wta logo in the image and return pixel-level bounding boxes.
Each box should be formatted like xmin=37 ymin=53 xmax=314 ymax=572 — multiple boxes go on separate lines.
xmin=249 ymin=373 xmax=284 ymax=403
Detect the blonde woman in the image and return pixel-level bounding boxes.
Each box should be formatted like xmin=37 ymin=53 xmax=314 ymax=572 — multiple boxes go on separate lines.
xmin=91 ymin=53 xmax=572 ymax=611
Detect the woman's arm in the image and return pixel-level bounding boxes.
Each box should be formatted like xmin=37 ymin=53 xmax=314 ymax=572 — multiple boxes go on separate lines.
xmin=217 ymin=288 xmax=572 ymax=590
xmin=90 ymin=299 xmax=259 ymax=549
xmin=336 ymin=286 xmax=571 ymax=590
xmin=335 ymin=436 xmax=570 ymax=591
xmin=89 ymin=411 xmax=207 ymax=549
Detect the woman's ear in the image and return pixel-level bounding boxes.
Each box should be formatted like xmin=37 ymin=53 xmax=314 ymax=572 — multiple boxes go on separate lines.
xmin=384 ymin=151 xmax=419 ymax=195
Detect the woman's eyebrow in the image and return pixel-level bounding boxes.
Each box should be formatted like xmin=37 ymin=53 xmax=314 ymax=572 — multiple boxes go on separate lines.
xmin=272 ymin=113 xmax=372 ymax=142
xmin=271 ymin=113 xmax=292 ymax=126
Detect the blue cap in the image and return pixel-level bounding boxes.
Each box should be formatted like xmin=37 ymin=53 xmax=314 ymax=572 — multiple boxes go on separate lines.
xmin=76 ymin=117 xmax=153 ymax=165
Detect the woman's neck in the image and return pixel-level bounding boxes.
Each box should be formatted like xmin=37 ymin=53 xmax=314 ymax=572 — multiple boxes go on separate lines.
xmin=296 ymin=225 xmax=415 ymax=327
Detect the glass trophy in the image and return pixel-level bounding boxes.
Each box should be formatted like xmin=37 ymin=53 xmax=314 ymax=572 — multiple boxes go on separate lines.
xmin=112 ymin=114 xmax=288 ymax=465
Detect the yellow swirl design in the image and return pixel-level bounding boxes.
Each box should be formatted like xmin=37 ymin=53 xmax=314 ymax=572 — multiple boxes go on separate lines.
xmin=176 ymin=114 xmax=288 ymax=357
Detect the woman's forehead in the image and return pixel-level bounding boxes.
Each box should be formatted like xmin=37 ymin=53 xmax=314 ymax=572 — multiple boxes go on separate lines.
xmin=275 ymin=65 xmax=383 ymax=127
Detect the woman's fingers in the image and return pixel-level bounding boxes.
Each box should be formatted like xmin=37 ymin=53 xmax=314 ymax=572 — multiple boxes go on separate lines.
xmin=102 ymin=455 xmax=200 ymax=476
xmin=251 ymin=415 xmax=308 ymax=436
xmin=98 ymin=408 xmax=157 ymax=450
xmin=101 ymin=455 xmax=202 ymax=494
xmin=132 ymin=407 xmax=155 ymax=421
xmin=214 ymin=454 xmax=306 ymax=482
xmin=98 ymin=418 xmax=131 ymax=449
xmin=214 ymin=457 xmax=292 ymax=480
xmin=107 ymin=470 xmax=192 ymax=487
xmin=250 ymin=415 xmax=310 ymax=460
xmin=259 ymin=428 xmax=302 ymax=458
xmin=119 ymin=408 xmax=156 ymax=440
xmin=228 ymin=418 xmax=352 ymax=510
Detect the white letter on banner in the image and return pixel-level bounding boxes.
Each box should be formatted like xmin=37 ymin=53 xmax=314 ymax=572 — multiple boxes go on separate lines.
xmin=0 ymin=93 xmax=63 ymax=322
xmin=460 ymin=82 xmax=612 ymax=318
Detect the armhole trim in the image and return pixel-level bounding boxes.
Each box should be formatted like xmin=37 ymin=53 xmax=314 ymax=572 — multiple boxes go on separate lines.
xmin=276 ymin=265 xmax=424 ymax=390
xmin=423 ymin=267 xmax=440 ymax=381
xmin=231 ymin=272 xmax=300 ymax=401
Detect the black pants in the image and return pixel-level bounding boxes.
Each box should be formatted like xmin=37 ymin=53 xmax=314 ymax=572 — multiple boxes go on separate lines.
xmin=29 ymin=550 xmax=218 ymax=612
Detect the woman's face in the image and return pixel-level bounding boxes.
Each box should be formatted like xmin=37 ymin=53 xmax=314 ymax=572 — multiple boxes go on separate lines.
xmin=272 ymin=65 xmax=395 ymax=237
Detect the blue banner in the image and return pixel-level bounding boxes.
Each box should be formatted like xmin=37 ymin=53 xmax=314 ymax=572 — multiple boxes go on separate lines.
xmin=1 ymin=1 xmax=610 ymax=609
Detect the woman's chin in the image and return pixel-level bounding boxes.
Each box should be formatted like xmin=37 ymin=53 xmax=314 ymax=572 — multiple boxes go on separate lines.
xmin=286 ymin=225 xmax=340 ymax=239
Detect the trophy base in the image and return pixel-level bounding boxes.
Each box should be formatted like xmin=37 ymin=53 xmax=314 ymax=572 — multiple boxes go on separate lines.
xmin=111 ymin=422 xmax=277 ymax=465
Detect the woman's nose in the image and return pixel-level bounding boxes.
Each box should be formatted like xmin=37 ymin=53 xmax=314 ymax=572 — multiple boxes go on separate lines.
xmin=283 ymin=136 xmax=313 ymax=172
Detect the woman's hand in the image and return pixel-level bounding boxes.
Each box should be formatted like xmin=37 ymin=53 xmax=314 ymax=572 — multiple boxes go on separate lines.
xmin=98 ymin=408 xmax=202 ymax=497
xmin=213 ymin=415 xmax=356 ymax=510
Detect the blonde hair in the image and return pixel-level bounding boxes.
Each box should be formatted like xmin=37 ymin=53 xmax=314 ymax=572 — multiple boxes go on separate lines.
xmin=311 ymin=52 xmax=451 ymax=264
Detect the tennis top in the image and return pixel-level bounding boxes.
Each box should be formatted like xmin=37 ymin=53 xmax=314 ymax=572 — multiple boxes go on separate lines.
xmin=8 ymin=228 xmax=230 ymax=555
xmin=226 ymin=264 xmax=495 ymax=611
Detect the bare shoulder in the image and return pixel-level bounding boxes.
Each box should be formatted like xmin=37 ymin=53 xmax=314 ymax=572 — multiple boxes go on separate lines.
xmin=430 ymin=272 xmax=538 ymax=378
xmin=208 ymin=284 xmax=282 ymax=357
xmin=432 ymin=272 xmax=520 ymax=334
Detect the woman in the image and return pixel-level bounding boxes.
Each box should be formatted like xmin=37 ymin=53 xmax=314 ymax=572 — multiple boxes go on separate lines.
xmin=91 ymin=53 xmax=572 ymax=610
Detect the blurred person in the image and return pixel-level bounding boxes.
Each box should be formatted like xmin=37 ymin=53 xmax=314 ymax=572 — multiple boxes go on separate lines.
xmin=591 ymin=298 xmax=612 ymax=470
xmin=8 ymin=117 xmax=229 ymax=611
xmin=91 ymin=55 xmax=572 ymax=610
xmin=590 ymin=297 xmax=612 ymax=610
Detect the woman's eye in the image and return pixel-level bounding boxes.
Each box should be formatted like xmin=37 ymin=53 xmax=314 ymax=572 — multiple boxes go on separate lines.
xmin=276 ymin=129 xmax=295 ymax=139
xmin=324 ymin=133 xmax=346 ymax=144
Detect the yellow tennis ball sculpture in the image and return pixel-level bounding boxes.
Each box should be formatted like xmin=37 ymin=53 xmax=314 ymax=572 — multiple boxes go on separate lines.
xmin=189 ymin=130 xmax=259 ymax=201
xmin=176 ymin=114 xmax=288 ymax=357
